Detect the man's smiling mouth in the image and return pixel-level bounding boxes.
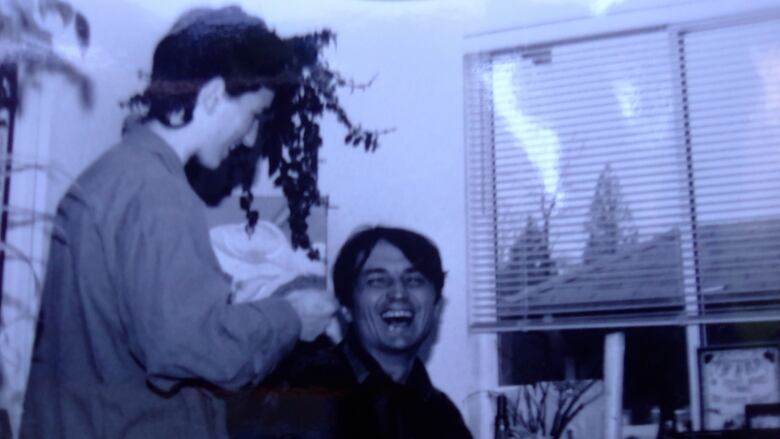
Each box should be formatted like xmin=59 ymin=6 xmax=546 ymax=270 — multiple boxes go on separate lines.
xmin=381 ymin=309 xmax=414 ymax=327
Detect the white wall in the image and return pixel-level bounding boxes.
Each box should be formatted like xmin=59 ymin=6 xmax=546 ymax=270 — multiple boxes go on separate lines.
xmin=4 ymin=0 xmax=780 ymax=437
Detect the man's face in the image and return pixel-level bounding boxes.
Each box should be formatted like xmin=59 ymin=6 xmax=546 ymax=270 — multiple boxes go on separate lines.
xmin=197 ymin=87 xmax=274 ymax=169
xmin=347 ymin=240 xmax=441 ymax=356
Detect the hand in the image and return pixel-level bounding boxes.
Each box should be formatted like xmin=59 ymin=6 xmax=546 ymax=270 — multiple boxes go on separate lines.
xmin=232 ymin=275 xmax=287 ymax=304
xmin=271 ymin=274 xmax=327 ymax=297
xmin=283 ymin=288 xmax=338 ymax=342
xmin=232 ymin=274 xmax=325 ymax=304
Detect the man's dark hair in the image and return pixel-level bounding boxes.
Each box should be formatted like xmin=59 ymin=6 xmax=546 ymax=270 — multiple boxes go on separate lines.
xmin=132 ymin=6 xmax=294 ymax=127
xmin=332 ymin=226 xmax=446 ymax=308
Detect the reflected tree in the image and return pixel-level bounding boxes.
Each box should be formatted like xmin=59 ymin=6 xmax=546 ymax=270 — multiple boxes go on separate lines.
xmin=583 ymin=164 xmax=637 ymax=264
xmin=498 ymin=195 xmax=561 ymax=385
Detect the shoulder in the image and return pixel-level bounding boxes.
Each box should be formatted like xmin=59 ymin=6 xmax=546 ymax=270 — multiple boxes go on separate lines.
xmin=55 ymin=144 xmax=199 ymax=262
xmin=79 ymin=144 xmax=191 ymax=216
xmin=271 ymin=337 xmax=355 ymax=388
xmin=65 ymin=140 xmax=164 ymax=205
xmin=429 ymin=387 xmax=462 ymax=414
xmin=53 ymin=143 xmax=138 ymax=229
xmin=424 ymin=380 xmax=474 ymax=438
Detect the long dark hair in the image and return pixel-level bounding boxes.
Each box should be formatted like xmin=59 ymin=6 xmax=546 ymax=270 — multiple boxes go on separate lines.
xmin=332 ymin=226 xmax=446 ymax=308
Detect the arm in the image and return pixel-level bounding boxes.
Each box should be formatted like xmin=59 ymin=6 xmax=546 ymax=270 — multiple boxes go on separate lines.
xmin=434 ymin=391 xmax=475 ymax=439
xmin=237 ymin=271 xmax=338 ymax=342
xmin=115 ymin=202 xmax=301 ymax=392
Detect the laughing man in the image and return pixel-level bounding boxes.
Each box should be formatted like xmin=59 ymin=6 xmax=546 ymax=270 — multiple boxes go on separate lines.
xmin=228 ymin=226 xmax=473 ymax=439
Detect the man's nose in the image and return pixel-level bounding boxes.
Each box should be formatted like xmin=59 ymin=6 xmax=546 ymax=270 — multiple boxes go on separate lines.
xmin=243 ymin=119 xmax=260 ymax=146
xmin=388 ymin=279 xmax=409 ymax=300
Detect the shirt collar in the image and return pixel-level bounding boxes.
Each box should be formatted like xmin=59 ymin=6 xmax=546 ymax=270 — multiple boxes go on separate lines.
xmin=122 ymin=123 xmax=185 ymax=176
xmin=340 ymin=332 xmax=435 ymax=400
xmin=340 ymin=334 xmax=372 ymax=384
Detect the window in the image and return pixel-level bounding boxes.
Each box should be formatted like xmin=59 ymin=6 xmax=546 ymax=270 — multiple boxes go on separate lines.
xmin=683 ymin=18 xmax=780 ymax=322
xmin=464 ymin=15 xmax=780 ymax=332
xmin=465 ymin=11 xmax=780 ymax=433
xmin=466 ymin=27 xmax=688 ymax=331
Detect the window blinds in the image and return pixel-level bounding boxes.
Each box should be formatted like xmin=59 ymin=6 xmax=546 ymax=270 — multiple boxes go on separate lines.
xmin=465 ymin=15 xmax=780 ymax=331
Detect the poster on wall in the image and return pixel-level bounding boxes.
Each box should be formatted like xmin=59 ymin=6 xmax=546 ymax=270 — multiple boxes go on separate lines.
xmin=699 ymin=345 xmax=780 ymax=430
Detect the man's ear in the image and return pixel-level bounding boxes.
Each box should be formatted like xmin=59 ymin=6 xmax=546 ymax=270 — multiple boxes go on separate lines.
xmin=196 ymin=77 xmax=226 ymax=115
xmin=340 ymin=305 xmax=354 ymax=324
xmin=433 ymin=297 xmax=445 ymax=322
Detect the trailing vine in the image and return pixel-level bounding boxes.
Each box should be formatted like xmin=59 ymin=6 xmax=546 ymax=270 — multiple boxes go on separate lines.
xmin=219 ymin=30 xmax=387 ymax=259
xmin=139 ymin=26 xmax=386 ymax=259
xmin=0 ymin=0 xmax=93 ymax=110
xmin=0 ymin=0 xmax=93 ymax=426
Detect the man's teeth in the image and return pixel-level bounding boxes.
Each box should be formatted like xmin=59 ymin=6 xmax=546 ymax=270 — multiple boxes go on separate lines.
xmin=381 ymin=310 xmax=413 ymax=319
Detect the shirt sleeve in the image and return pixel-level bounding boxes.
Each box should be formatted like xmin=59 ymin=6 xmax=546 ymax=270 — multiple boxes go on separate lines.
xmin=114 ymin=197 xmax=301 ymax=393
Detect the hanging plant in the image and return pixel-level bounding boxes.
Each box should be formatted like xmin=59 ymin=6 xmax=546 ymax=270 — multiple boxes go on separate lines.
xmin=257 ymin=30 xmax=386 ymax=259
xmin=0 ymin=0 xmax=92 ymax=428
xmin=186 ymin=29 xmax=388 ymax=260
xmin=0 ymin=0 xmax=93 ymax=109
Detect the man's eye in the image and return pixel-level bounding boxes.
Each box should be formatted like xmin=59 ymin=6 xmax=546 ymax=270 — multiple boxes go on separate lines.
xmin=404 ymin=274 xmax=429 ymax=288
xmin=366 ymin=276 xmax=393 ymax=288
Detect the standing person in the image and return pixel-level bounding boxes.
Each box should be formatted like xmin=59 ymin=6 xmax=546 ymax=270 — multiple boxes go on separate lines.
xmin=227 ymin=226 xmax=473 ymax=439
xmin=20 ymin=7 xmax=336 ymax=439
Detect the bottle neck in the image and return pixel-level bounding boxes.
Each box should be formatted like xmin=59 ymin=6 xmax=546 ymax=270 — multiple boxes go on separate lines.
xmin=494 ymin=394 xmax=510 ymax=439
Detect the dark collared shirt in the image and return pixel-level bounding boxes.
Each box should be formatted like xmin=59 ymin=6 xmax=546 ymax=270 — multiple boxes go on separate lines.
xmin=21 ymin=125 xmax=301 ymax=439
xmin=227 ymin=335 xmax=473 ymax=439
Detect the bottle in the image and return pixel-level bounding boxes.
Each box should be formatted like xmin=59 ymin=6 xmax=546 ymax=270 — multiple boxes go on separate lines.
xmin=495 ymin=393 xmax=511 ymax=439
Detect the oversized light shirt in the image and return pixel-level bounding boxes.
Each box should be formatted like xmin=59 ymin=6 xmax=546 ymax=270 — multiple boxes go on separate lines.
xmin=20 ymin=125 xmax=301 ymax=439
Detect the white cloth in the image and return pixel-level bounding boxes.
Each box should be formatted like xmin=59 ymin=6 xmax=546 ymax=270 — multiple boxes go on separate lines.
xmin=210 ymin=221 xmax=325 ymax=303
